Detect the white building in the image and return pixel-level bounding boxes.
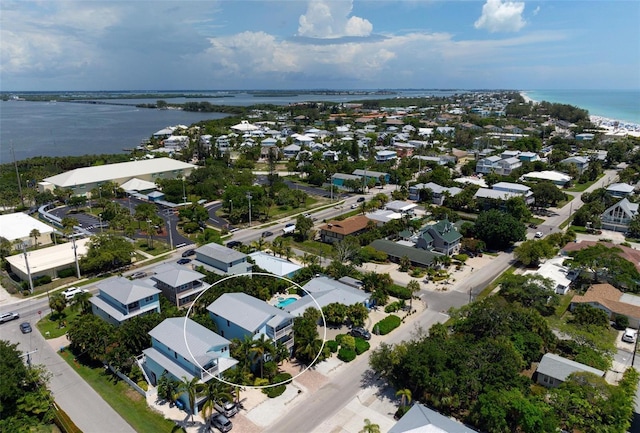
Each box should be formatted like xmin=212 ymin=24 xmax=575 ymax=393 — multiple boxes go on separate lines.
xmin=6 ymin=238 xmax=90 ymax=281
xmin=0 ymin=213 xmax=55 ymax=249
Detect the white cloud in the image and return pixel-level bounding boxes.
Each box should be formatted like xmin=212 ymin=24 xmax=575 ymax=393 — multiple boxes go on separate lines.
xmin=474 ymin=0 xmax=526 ymax=33
xmin=298 ymin=0 xmax=372 ymax=38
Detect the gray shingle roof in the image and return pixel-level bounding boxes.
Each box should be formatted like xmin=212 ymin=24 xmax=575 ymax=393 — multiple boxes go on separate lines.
xmin=388 ymin=403 xmax=478 ymax=433
xmin=370 ymin=239 xmax=440 ymax=266
xmin=96 ymin=277 xmax=160 ymax=304
xmin=207 ymin=293 xmax=293 ymax=332
xmin=196 ymin=242 xmax=247 ymax=263
xmin=537 ymin=353 xmax=604 ymax=382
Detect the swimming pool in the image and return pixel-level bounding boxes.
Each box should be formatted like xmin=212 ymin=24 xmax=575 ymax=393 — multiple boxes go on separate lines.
xmin=276 ymin=297 xmax=297 ymax=308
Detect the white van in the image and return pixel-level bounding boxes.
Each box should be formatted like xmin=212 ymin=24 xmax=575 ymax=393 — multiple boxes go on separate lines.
xmin=61 ymin=287 xmax=88 ymax=301
xmin=622 ymin=328 xmax=637 ymax=343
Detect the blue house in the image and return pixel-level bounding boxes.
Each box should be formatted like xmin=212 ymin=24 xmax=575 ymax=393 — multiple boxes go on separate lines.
xmin=142 ymin=318 xmax=237 ymax=415
xmin=352 ymin=169 xmax=390 ymax=185
xmin=331 ymin=173 xmax=362 ymax=188
xmin=207 ymin=293 xmax=295 ymax=353
xmin=89 ymin=277 xmax=161 ymax=326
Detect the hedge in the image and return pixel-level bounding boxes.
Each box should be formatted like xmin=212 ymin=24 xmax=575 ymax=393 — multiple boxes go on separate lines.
xmin=264 ymin=372 xmax=293 ymax=398
xmin=373 ymin=315 xmax=401 ymax=335
xmin=326 ymin=340 xmax=339 ymax=353
xmin=354 ymin=338 xmax=370 ymax=355
xmin=335 ymin=334 xmax=347 ymax=344
xmin=338 ymin=348 xmax=356 ymax=362
xmin=57 ymin=267 xmax=76 ymax=278
xmin=387 ymin=284 xmax=411 ymax=300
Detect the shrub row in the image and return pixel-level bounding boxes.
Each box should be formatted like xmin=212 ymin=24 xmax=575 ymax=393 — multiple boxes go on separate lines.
xmin=387 ymin=284 xmax=411 ymax=300
xmin=354 ymin=338 xmax=370 ymax=355
xmin=373 ymin=315 xmax=401 ymax=335
xmin=384 ymin=301 xmax=405 ymax=313
xmin=264 ymin=372 xmax=293 ymax=398
xmin=338 ymin=347 xmax=356 ymax=362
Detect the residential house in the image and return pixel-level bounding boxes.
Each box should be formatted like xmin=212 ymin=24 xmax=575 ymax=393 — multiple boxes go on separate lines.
xmin=282 ymin=144 xmax=301 ymax=159
xmin=193 ymin=242 xmax=252 ymax=276
xmin=536 ymin=353 xmax=604 ymax=388
xmin=518 ymin=151 xmax=540 ymax=162
xmin=215 ymin=135 xmax=231 ymax=151
xmin=366 ymin=209 xmax=402 ymax=225
xmin=561 ymin=240 xmax=640 ymax=274
xmin=142 ymin=318 xmax=237 ymax=415
xmin=370 ymin=239 xmax=441 ymax=268
xmin=496 ymin=157 xmax=522 ymax=176
xmin=601 ymin=198 xmax=639 ymax=232
xmin=319 ymin=215 xmax=371 ymax=244
xmin=500 ymin=150 xmax=520 ymax=159
xmin=89 ymin=277 xmax=161 ymax=326
xmin=475 ymin=155 xmax=502 ymax=174
xmin=408 ymin=182 xmax=463 ymax=204
xmin=570 ymin=283 xmax=640 ymax=328
xmin=151 ymin=263 xmax=209 ymax=308
xmin=416 ymin=219 xmax=462 ymax=256
xmin=522 ymin=256 xmax=578 ymax=295
xmin=606 ymin=183 xmax=635 ymax=198
xmin=575 ymin=133 xmax=595 ymax=141
xmin=520 ymin=171 xmax=571 ymax=187
xmin=248 ymin=251 xmax=302 ymax=278
xmin=207 ymin=293 xmax=295 ymax=352
xmin=352 ymin=169 xmax=390 ymax=185
xmin=331 ymin=173 xmax=363 ymax=189
xmin=388 ymin=403 xmax=478 ymax=433
xmin=561 ymin=156 xmax=590 ymax=174
xmin=385 ymin=200 xmax=418 ymax=215
xmin=285 ymin=276 xmax=370 ymax=317
xmin=375 ymin=150 xmax=398 ymax=163
xmin=492 ymin=182 xmax=534 ymax=204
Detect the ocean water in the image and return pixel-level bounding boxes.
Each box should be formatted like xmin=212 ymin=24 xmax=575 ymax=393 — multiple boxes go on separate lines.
xmin=523 ymin=89 xmax=640 ymax=125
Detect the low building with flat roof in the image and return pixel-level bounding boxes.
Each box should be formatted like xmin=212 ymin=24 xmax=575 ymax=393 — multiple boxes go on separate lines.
xmin=38 ymin=157 xmax=196 ymax=197
xmin=0 ymin=212 xmax=55 ymax=249
xmin=6 ymin=237 xmax=90 ymax=281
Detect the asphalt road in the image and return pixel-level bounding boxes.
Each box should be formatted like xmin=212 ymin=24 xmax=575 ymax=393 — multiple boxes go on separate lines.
xmin=0 ymin=308 xmax=135 ymax=433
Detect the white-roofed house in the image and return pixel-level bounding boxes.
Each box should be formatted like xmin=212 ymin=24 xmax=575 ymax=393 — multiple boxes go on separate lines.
xmin=561 ymin=156 xmax=590 ymax=174
xmin=0 ymin=212 xmax=55 ymax=249
xmin=601 ymin=198 xmax=639 ymax=232
xmin=522 ymin=256 xmax=578 ymax=295
xmin=142 ymin=318 xmax=237 ymax=415
xmin=38 ymin=157 xmax=196 ymax=197
xmin=248 ymin=251 xmax=302 ymax=278
xmin=375 ymin=150 xmax=398 ymax=163
xmin=90 ymin=277 xmax=161 ymax=326
xmin=492 ymin=182 xmax=534 ymax=204
xmin=520 ymin=171 xmax=571 ymax=187
xmin=388 ymin=403 xmax=478 ymax=433
xmin=193 ymin=242 xmax=252 ymax=276
xmin=6 ymin=238 xmax=91 ymax=282
xmin=606 ymin=182 xmax=635 ymax=198
xmin=536 ymin=353 xmax=604 ymax=388
xmin=207 ymin=293 xmax=295 ymax=353
xmin=385 ymin=200 xmax=418 ymax=215
xmin=150 ymin=263 xmax=210 ymax=307
xmin=285 ymin=276 xmax=370 ymax=317
xmin=409 ymin=182 xmax=463 ymax=205
xmin=475 ymin=155 xmax=501 ymax=174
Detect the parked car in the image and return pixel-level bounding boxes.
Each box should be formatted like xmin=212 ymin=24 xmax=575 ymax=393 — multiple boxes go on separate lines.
xmin=349 ymin=326 xmax=371 ymax=340
xmin=210 ymin=413 xmax=233 ymax=432
xmin=214 ymin=399 xmax=238 ymax=418
xmin=261 ymin=231 xmax=274 ymax=238
xmin=0 ymin=312 xmax=20 ymax=323
xmin=528 ymin=223 xmax=538 ymax=229
xmin=226 ymin=240 xmax=242 ymax=248
xmin=176 ymin=258 xmax=191 ymax=265
xmin=181 ymin=249 xmax=196 ymax=257
xmin=20 ymin=322 xmax=32 ymax=334
xmin=534 ymin=231 xmax=544 ymax=238
xmin=622 ymin=328 xmax=637 ymax=343
xmin=61 ymin=287 xmax=88 ymax=301
xmin=130 ymin=271 xmax=147 ymax=280
xmin=357 ymin=197 xmax=365 ymax=202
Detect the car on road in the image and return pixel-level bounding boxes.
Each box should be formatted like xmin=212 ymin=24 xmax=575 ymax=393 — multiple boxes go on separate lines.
xmin=20 ymin=322 xmax=32 ymax=334
xmin=534 ymin=231 xmax=544 ymax=238
xmin=61 ymin=287 xmax=88 ymax=301
xmin=0 ymin=312 xmax=20 ymax=323
xmin=261 ymin=231 xmax=274 ymax=238
xmin=181 ymin=249 xmax=196 ymax=257
xmin=350 ymin=204 xmax=358 ymax=209
xmin=226 ymin=240 xmax=242 ymax=248
xmin=303 ymin=213 xmax=311 ymax=218
xmin=349 ymin=326 xmax=371 ymax=340
xmin=176 ymin=258 xmax=192 ymax=265
xmin=130 ymin=271 xmax=147 ymax=280
xmin=285 ymin=223 xmax=295 ymax=228
xmin=210 ymin=413 xmax=233 ymax=432
xmin=357 ymin=197 xmax=365 ymax=202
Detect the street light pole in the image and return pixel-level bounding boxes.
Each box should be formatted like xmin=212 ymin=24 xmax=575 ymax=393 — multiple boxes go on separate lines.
xmin=182 ymin=178 xmax=187 ymax=204
xmin=246 ymin=193 xmax=252 ymax=227
xmin=166 ymin=211 xmax=174 ymax=249
xmin=70 ymin=235 xmax=81 ymax=279
xmin=21 ymin=243 xmax=34 ymax=294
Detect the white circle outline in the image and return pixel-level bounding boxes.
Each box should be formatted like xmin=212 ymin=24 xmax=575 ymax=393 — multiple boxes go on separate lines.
xmin=183 ymin=271 xmax=327 ymax=389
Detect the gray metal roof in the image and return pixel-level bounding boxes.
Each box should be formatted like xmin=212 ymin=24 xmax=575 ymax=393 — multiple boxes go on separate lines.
xmin=370 ymin=239 xmax=440 ymax=267
xmin=148 ymin=317 xmax=231 ymax=365
xmin=96 ymin=277 xmax=160 ymax=304
xmin=286 ymin=278 xmax=369 ymax=317
xmin=90 ymin=296 xmax=159 ymax=322
xmin=536 ymin=353 xmax=604 ymax=382
xmin=196 ymin=242 xmax=248 ymax=264
xmin=388 ymin=403 xmax=478 ymax=433
xmin=207 ymin=293 xmax=293 ymax=332
xmin=151 ymin=263 xmax=205 ymax=287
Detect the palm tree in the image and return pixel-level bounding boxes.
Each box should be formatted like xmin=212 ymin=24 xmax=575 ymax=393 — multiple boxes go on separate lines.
xmin=199 ymin=380 xmax=233 ymax=422
xmin=359 ymin=419 xmax=381 ymax=433
xmin=250 ymin=334 xmax=274 ymax=378
xmin=274 ymin=340 xmax=290 ymax=366
xmin=29 ymin=228 xmax=41 ymax=249
xmin=71 ymin=291 xmax=92 ymax=314
xmin=396 ymin=388 xmax=412 ymax=408
xmin=49 ymin=293 xmax=67 ymax=318
xmin=406 ymin=280 xmax=420 ymax=310
xmin=178 ymin=376 xmax=202 ymax=424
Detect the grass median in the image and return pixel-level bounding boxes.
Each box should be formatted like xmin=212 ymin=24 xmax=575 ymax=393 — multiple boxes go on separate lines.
xmin=59 ymin=349 xmax=178 ymax=433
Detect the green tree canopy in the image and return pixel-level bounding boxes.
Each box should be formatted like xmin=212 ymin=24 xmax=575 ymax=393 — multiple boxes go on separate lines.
xmin=80 ymin=234 xmax=135 ymax=274
xmin=473 ymin=209 xmax=526 ymax=250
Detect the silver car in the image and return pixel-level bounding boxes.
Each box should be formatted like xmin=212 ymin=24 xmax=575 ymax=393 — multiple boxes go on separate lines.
xmin=0 ymin=312 xmax=20 ymax=323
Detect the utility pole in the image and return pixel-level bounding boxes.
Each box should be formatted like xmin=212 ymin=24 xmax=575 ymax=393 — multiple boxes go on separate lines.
xmin=167 ymin=211 xmax=173 ymax=249
xmin=246 ymin=193 xmax=252 ymax=227
xmin=21 ymin=243 xmax=34 ymax=294
xmin=70 ymin=234 xmax=81 ymax=279
xmin=11 ymin=144 xmax=25 ymax=208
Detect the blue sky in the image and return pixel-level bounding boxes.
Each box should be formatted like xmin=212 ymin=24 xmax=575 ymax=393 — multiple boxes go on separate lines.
xmin=1 ymin=0 xmax=639 ymax=91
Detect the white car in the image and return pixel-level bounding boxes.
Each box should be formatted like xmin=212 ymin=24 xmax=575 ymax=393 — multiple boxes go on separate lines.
xmin=622 ymin=328 xmax=637 ymax=343
xmin=61 ymin=287 xmax=88 ymax=301
xmin=534 ymin=231 xmax=544 ymax=238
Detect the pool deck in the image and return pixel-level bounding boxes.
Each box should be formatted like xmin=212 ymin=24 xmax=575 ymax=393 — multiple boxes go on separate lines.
xmin=269 ymin=294 xmax=301 ymax=309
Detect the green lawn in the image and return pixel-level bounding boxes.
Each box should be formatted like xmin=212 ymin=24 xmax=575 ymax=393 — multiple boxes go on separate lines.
xmin=58 ymin=350 xmax=180 ymax=433
xmin=288 ymin=239 xmax=334 ymax=257
xmin=37 ymin=308 xmax=81 ymax=339
xmin=134 ymin=239 xmax=171 ymax=256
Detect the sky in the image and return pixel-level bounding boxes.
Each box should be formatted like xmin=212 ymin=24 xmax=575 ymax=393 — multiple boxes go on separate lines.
xmin=1 ymin=0 xmax=639 ymax=91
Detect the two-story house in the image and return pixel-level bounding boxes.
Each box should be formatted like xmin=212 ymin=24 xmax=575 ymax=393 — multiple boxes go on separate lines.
xmin=475 ymin=155 xmax=502 ymax=174
xmin=492 ymin=181 xmax=534 ymax=204
xmin=319 ymin=215 xmax=371 ymax=244
xmin=207 ymin=293 xmax=295 ymax=353
xmin=142 ymin=318 xmax=237 ymax=415
xmin=409 ymin=182 xmax=463 ymax=205
xmin=151 ymin=263 xmax=210 ymax=307
xmin=605 ymin=183 xmax=635 ymax=198
xmin=193 ymin=242 xmax=252 ymax=276
xmin=90 ymin=277 xmax=161 ymax=326
xmin=496 ymin=157 xmax=522 ymax=176
xmin=601 ymin=198 xmax=639 ymax=232
xmin=415 ymin=219 xmax=462 ymax=256
xmin=561 ymin=156 xmax=590 ymax=174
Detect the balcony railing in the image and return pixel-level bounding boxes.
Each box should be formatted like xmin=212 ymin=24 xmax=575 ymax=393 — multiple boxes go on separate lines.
xmin=270 ymin=323 xmax=293 ymax=340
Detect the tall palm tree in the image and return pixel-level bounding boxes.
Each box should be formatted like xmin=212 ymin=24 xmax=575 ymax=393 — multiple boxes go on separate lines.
xmin=71 ymin=291 xmax=92 ymax=314
xmin=199 ymin=380 xmax=233 ymax=422
xmin=29 ymin=228 xmax=41 ymax=249
xmin=179 ymin=376 xmax=202 ymax=424
xmin=406 ymin=280 xmax=420 ymax=310
xmin=396 ymin=388 xmax=412 ymax=408
xmin=250 ymin=334 xmax=274 ymax=378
